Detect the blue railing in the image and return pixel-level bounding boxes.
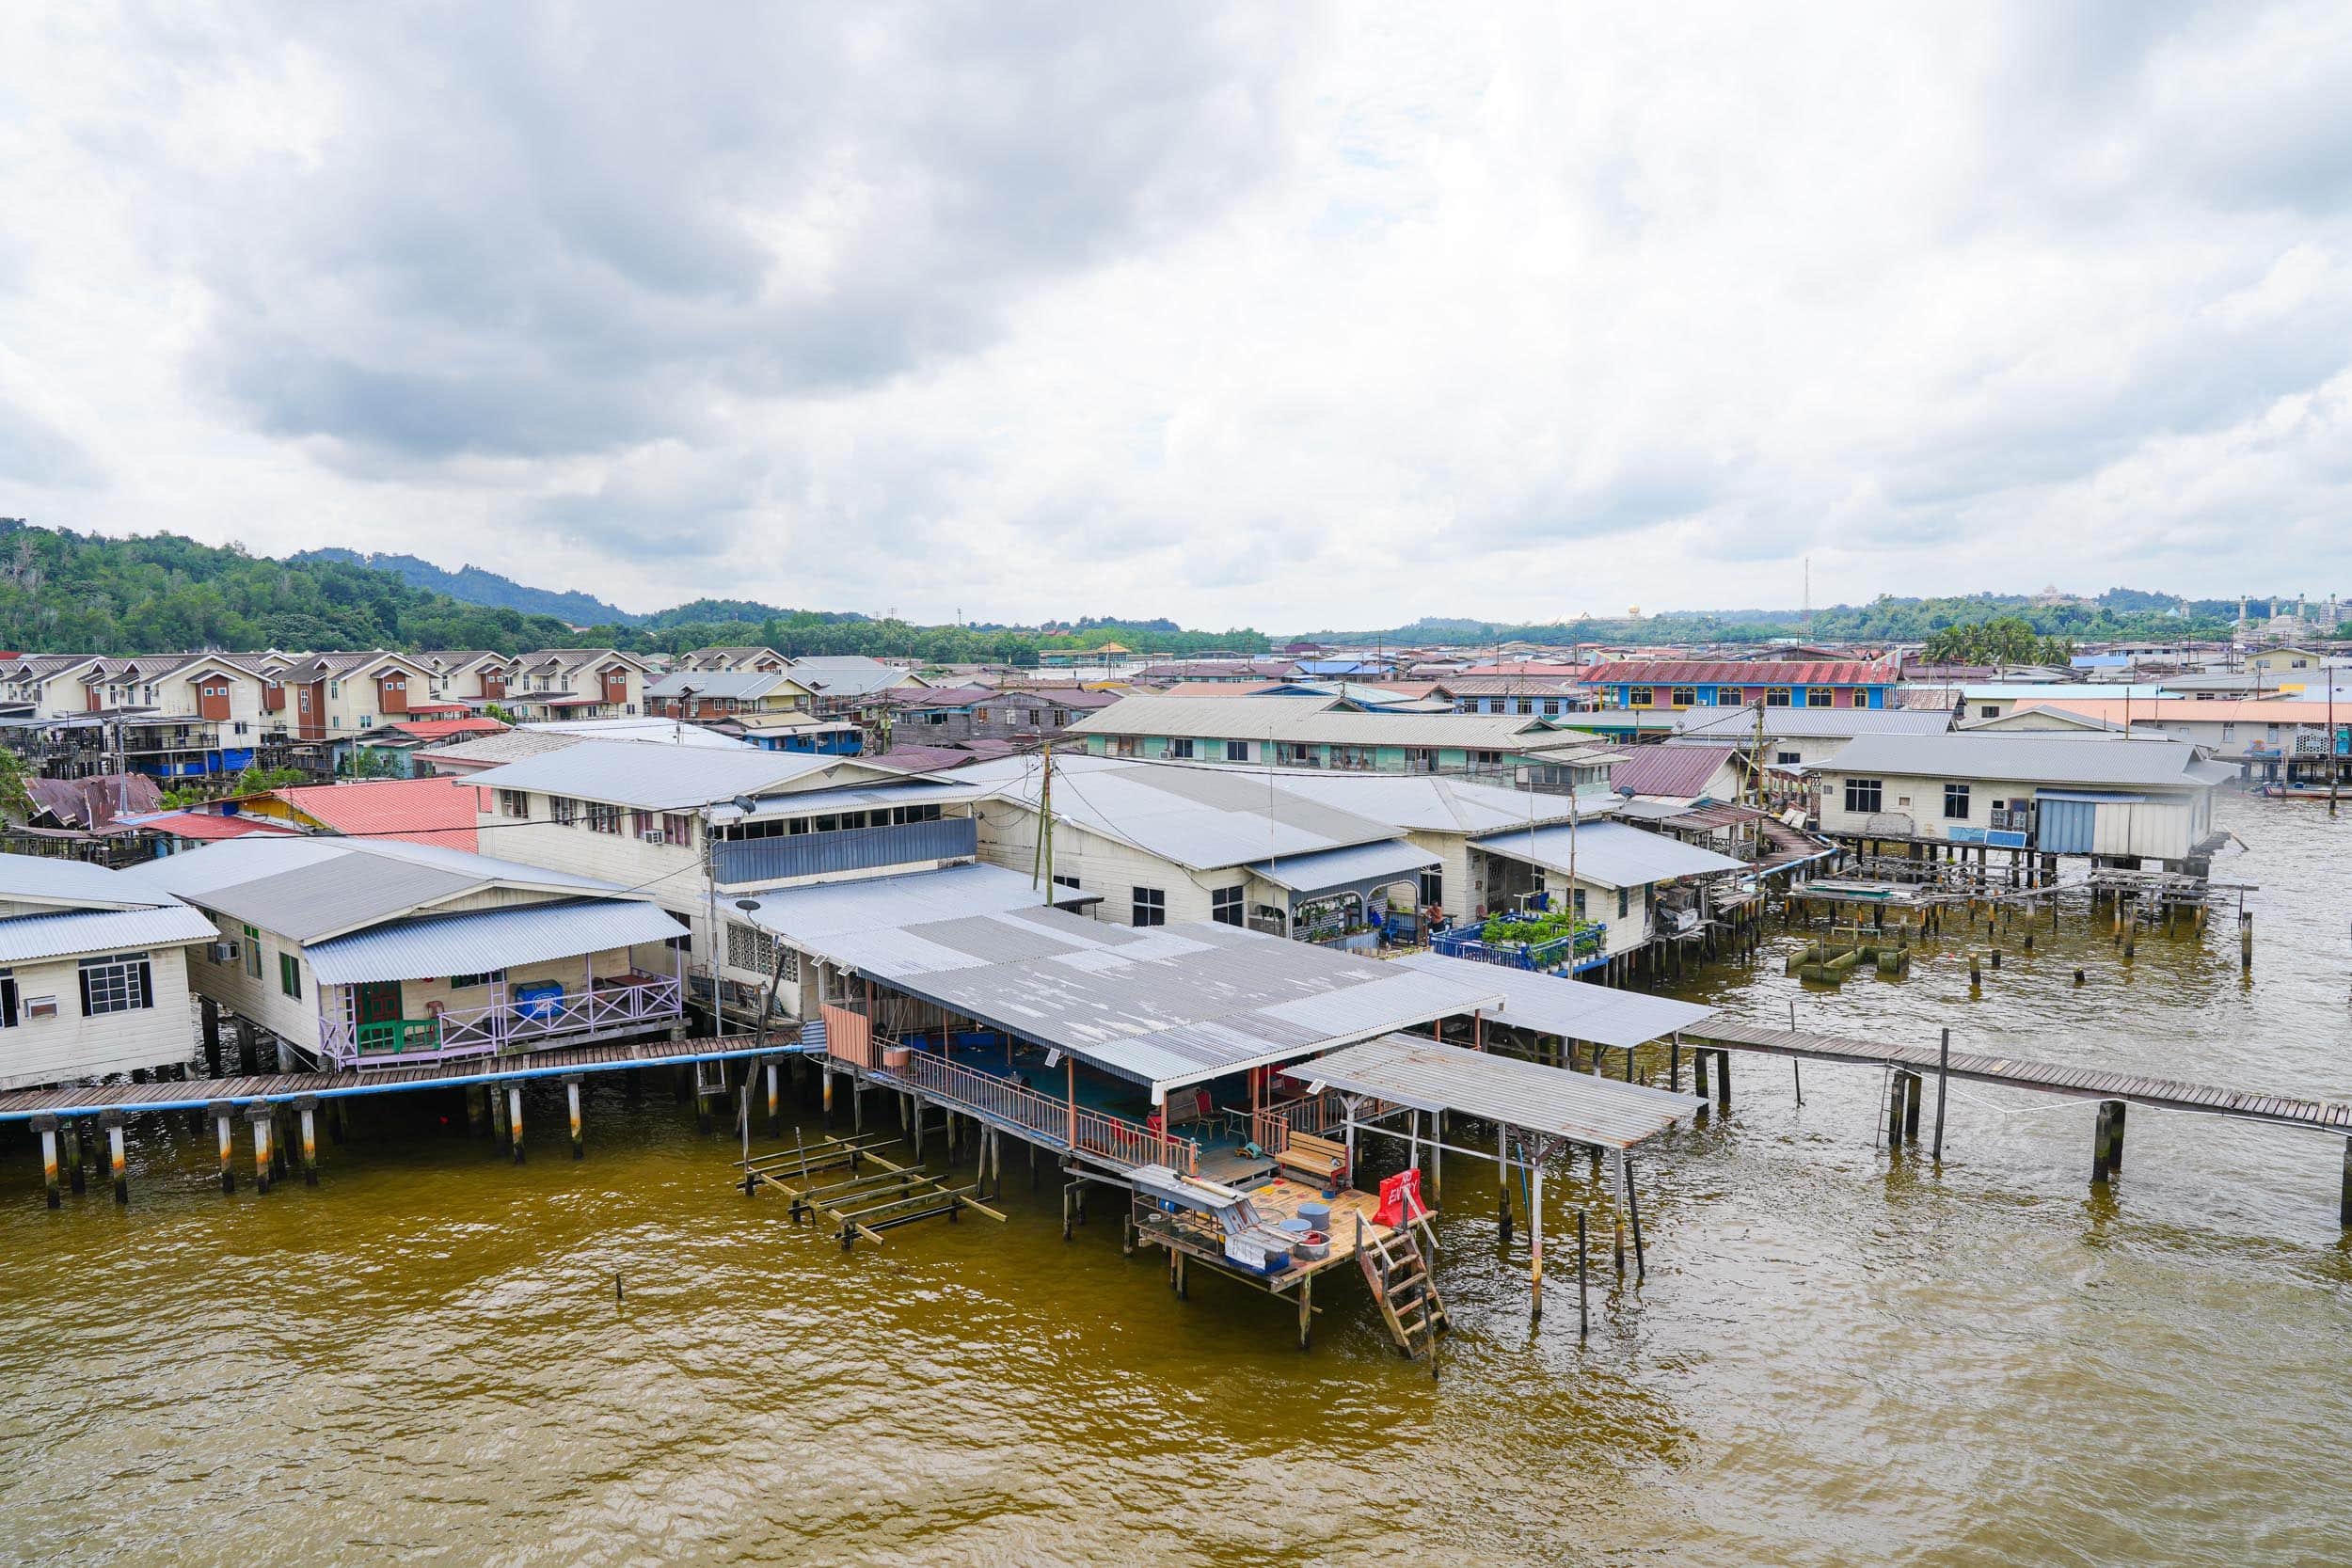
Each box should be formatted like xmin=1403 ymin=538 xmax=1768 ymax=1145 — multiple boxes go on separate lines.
xmin=710 ymin=816 xmax=977 ymax=885
xmin=1430 ymin=922 xmax=1607 ymax=972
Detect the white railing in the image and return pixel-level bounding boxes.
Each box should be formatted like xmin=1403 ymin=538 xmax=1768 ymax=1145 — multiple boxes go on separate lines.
xmin=321 ymin=977 xmax=686 ymax=1069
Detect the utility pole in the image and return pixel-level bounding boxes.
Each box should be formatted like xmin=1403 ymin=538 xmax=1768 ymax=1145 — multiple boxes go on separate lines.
xmin=1031 ymin=743 xmax=1055 ymax=891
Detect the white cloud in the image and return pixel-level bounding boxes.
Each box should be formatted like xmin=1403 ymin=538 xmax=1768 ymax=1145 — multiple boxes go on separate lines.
xmin=2 ymin=1 xmax=2349 ymax=627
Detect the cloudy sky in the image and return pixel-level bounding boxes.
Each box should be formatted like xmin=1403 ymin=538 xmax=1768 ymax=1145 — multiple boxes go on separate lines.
xmin=3 ymin=3 xmax=2349 ymax=629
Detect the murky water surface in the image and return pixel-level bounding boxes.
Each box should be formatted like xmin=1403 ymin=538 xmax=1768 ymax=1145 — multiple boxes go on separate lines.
xmin=3 ymin=794 xmax=2348 ymax=1566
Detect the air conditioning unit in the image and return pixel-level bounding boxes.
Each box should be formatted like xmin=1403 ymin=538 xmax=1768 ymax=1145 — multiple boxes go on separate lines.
xmin=210 ymin=941 xmax=238 ymax=963
xmin=640 ymin=829 xmax=667 ymax=845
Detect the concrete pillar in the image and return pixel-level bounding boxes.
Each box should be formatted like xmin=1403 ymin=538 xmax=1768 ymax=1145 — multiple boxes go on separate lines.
xmin=101 ymin=1111 xmax=128 ymax=1205
xmin=33 ymin=1115 xmax=59 ymax=1209
xmin=507 ymin=1085 xmax=525 ymax=1164
xmin=212 ymin=1103 xmax=235 ymax=1193
xmin=247 ymin=1105 xmax=274 ymax=1195
xmin=296 ymin=1098 xmax=319 ymax=1185
xmin=565 ymin=1075 xmax=585 ymax=1160
xmin=765 ymin=1059 xmax=780 ymax=1139
xmin=61 ymin=1117 xmax=85 ymax=1196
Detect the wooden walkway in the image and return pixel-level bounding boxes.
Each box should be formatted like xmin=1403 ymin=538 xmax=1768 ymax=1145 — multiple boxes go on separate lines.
xmin=1683 ymin=1021 xmax=2352 ymax=1134
xmin=0 ymin=1033 xmax=787 ymax=1121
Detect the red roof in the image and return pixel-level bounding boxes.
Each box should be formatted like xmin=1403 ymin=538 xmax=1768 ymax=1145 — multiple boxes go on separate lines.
xmin=148 ymin=811 xmax=301 ymax=842
xmin=388 ymin=718 xmax=507 ymax=741
xmin=403 ymin=701 xmax=476 ymax=716
xmin=273 ymin=778 xmax=480 ymax=850
xmin=1584 ymin=660 xmax=1893 ymax=686
xmin=1607 ymin=744 xmax=1741 ymax=799
xmin=1457 ymin=662 xmax=1585 ymax=676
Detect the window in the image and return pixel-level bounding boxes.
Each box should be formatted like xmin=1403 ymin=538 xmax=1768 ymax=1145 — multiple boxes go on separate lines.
xmin=1515 ymin=699 xmax=1534 ymax=715
xmin=278 ymin=952 xmax=301 ymax=1000
xmin=1212 ymin=886 xmax=1244 ymax=927
xmin=1669 ymin=687 xmax=1697 ymax=707
xmin=1979 ymin=705 xmax=1999 ymax=719
xmin=1617 ymin=886 xmax=1629 ymax=920
xmin=0 ymin=972 xmax=14 ymax=1029
xmin=1418 ymin=868 xmax=1442 ymax=909
xmin=450 ymin=970 xmax=505 ymax=989
xmin=633 ymin=810 xmax=659 ymax=838
xmin=550 ymin=795 xmax=579 ymax=826
xmin=1807 ymin=688 xmax=1834 ymax=707
xmin=1628 ymin=686 xmax=1655 ymax=706
xmin=1471 ymin=749 xmax=1503 ymax=765
xmin=78 ymin=953 xmax=153 ymax=1016
xmin=1330 ymin=744 xmax=1375 ymax=770
xmin=1843 ymin=778 xmax=1883 ymax=814
xmin=243 ymin=924 xmax=262 ymax=978
xmin=1717 ymin=687 xmax=1744 ymax=705
xmin=499 ymin=789 xmax=531 ymax=819
xmin=1224 ymin=739 xmax=1250 ymax=763
xmin=1765 ymin=688 xmax=1793 ymax=707
xmin=1848 ymin=689 xmax=1867 ymax=706
xmin=1777 ymin=750 xmax=1802 ymax=766
xmin=1541 ymin=699 xmax=1560 ymax=716
xmin=1275 ymin=742 xmax=1316 ymax=768
xmin=586 ymin=801 xmax=622 ymax=833
xmin=725 ymin=921 xmax=794 ymax=978
xmin=328 ymin=680 xmax=340 ymax=698
xmin=1166 ymin=737 xmax=1195 ymax=759
xmin=663 ymin=813 xmax=694 ymax=847
xmin=1049 ymin=707 xmax=1071 ymax=727
xmin=1053 ymin=874 xmax=1082 ymax=892
xmin=1132 ymin=887 xmax=1167 ymax=927
xmin=1943 ymin=783 xmax=1971 ymax=820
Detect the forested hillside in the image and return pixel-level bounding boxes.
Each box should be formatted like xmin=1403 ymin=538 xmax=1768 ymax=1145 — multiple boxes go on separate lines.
xmin=291 ymin=548 xmax=634 ymax=626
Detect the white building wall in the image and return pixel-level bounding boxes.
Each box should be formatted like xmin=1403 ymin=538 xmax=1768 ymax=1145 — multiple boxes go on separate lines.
xmin=974 ymin=807 xmax=1229 ymax=926
xmin=0 ymin=945 xmax=200 ymax=1089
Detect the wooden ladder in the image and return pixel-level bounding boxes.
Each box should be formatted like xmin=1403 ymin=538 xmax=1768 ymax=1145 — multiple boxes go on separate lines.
xmin=1356 ymin=1214 xmax=1449 ymax=1360
xmin=693 ymin=1059 xmax=734 ymax=1103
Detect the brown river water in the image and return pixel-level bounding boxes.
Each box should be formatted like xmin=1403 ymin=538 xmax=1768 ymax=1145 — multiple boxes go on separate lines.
xmin=3 ymin=792 xmax=2348 ymax=1566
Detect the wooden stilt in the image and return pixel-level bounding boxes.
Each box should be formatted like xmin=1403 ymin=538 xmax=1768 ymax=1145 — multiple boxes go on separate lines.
xmin=1932 ymin=1028 xmax=1949 ymax=1162
xmin=2108 ymin=1100 xmax=2126 ymax=1174
xmin=1903 ymin=1071 xmax=1922 ymax=1142
xmin=1715 ymin=1050 xmax=1731 ymax=1111
xmin=1575 ymin=1206 xmax=1587 ymax=1339
xmin=1497 ymin=1126 xmax=1513 ymax=1247
xmin=1693 ymin=1048 xmax=1710 ymax=1104
xmin=200 ymin=997 xmax=222 ymax=1078
xmin=1624 ymin=1154 xmax=1645 ymax=1278
xmin=62 ymin=1116 xmax=85 ymax=1196
xmin=1530 ymin=1166 xmax=1545 ymax=1323
xmin=1298 ymin=1272 xmax=1313 ymax=1351
xmin=2091 ymin=1101 xmax=2114 ymax=1186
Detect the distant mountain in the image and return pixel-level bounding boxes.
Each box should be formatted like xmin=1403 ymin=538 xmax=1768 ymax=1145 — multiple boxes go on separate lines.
xmin=291 ymin=548 xmax=637 ymax=627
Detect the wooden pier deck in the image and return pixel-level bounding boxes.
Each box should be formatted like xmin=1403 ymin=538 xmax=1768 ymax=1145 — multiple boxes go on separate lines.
xmin=0 ymin=1032 xmax=781 ymax=1121
xmin=1683 ymin=1021 xmax=2352 ymax=1134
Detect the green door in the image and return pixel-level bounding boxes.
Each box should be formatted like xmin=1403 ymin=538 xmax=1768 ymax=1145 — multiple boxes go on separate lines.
xmin=354 ymin=981 xmax=406 ymax=1053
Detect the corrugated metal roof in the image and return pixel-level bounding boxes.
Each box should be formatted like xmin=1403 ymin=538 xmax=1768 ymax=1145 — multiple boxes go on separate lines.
xmin=1391 ymin=952 xmax=1715 ymax=1047
xmin=957 ymin=753 xmax=1407 ymax=870
xmin=0 ymin=852 xmax=172 ymax=911
xmin=121 ymin=837 xmax=638 ymax=942
xmin=305 ymin=899 xmax=686 ymax=984
xmin=518 ymin=718 xmax=758 ymax=750
xmin=461 ymin=740 xmax=839 ymax=809
xmin=741 ymin=878 xmax=1501 ymax=1093
xmin=643 ymin=671 xmax=797 ymax=700
xmin=1250 ymin=838 xmax=1438 ymax=895
xmin=276 ymin=779 xmax=480 ymax=850
xmin=1471 ymin=821 xmax=1747 ymax=888
xmin=707 ymin=779 xmax=983 ymax=824
xmin=1297 ymin=1033 xmax=1703 ymax=1149
xmin=1603 ymin=744 xmax=1740 ymax=800
xmin=1234 ymin=770 xmax=1597 ymax=835
xmin=1666 ymin=707 xmax=1956 ymax=740
xmin=1585 ymin=660 xmax=1895 ymax=686
xmin=1064 ymin=695 xmax=1606 ymax=752
xmin=0 ymin=904 xmax=219 ymax=963
xmin=732 ymin=863 xmax=1075 ymax=944
xmin=1820 ymin=734 xmax=2225 ymax=789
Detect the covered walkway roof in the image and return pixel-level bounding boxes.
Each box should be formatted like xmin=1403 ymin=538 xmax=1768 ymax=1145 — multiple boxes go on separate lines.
xmin=1249 ymin=838 xmax=1438 ymax=901
xmin=306 ymin=898 xmax=687 ymax=985
xmin=1471 ymin=821 xmax=1746 ymax=889
xmin=739 ymin=865 xmax=1502 ymax=1099
xmin=1299 ymin=1034 xmax=1703 ymax=1150
xmin=1390 ymin=952 xmax=1714 ymax=1048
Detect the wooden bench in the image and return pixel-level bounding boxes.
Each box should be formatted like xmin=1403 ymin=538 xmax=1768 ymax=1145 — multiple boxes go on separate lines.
xmin=1276 ymin=1131 xmax=1346 ymax=1187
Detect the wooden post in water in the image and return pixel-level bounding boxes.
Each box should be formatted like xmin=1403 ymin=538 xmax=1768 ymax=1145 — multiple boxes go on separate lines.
xmin=247 ymin=1105 xmax=273 ymax=1195
xmin=1886 ymin=1071 xmax=1906 ymax=1148
xmin=1715 ymin=1050 xmax=1731 ymax=1112
xmin=1693 ymin=1048 xmax=1709 ymax=1105
xmin=1297 ymin=1272 xmax=1312 ymax=1351
xmin=211 ymin=1103 xmax=234 ymax=1193
xmin=1624 ymin=1153 xmax=1645 ymax=1278
xmin=2106 ymin=1100 xmax=2126 ymax=1174
xmin=2241 ymin=911 xmax=2253 ymax=973
xmin=1932 ymin=1029 xmax=1949 ymax=1162
xmin=235 ymin=1017 xmax=257 ymax=1076
xmin=1575 ymin=1207 xmax=1587 ymax=1339
xmin=1903 ymin=1072 xmax=1922 ymax=1143
xmin=200 ymin=997 xmax=222 ymax=1078
xmin=565 ymin=1075 xmax=585 ymax=1160
xmin=2090 ymin=1101 xmax=2114 ymax=1186
xmin=1667 ymin=1034 xmax=1679 ymax=1092
xmin=61 ymin=1117 xmax=85 ymax=1196
xmin=2341 ymin=1138 xmax=2351 ymax=1229
xmin=1497 ymin=1126 xmax=1513 ymax=1247
xmin=1524 ymin=1165 xmax=1543 ymax=1325
xmin=33 ymin=1116 xmax=59 ymax=1208
xmin=507 ymin=1085 xmax=525 ymax=1164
